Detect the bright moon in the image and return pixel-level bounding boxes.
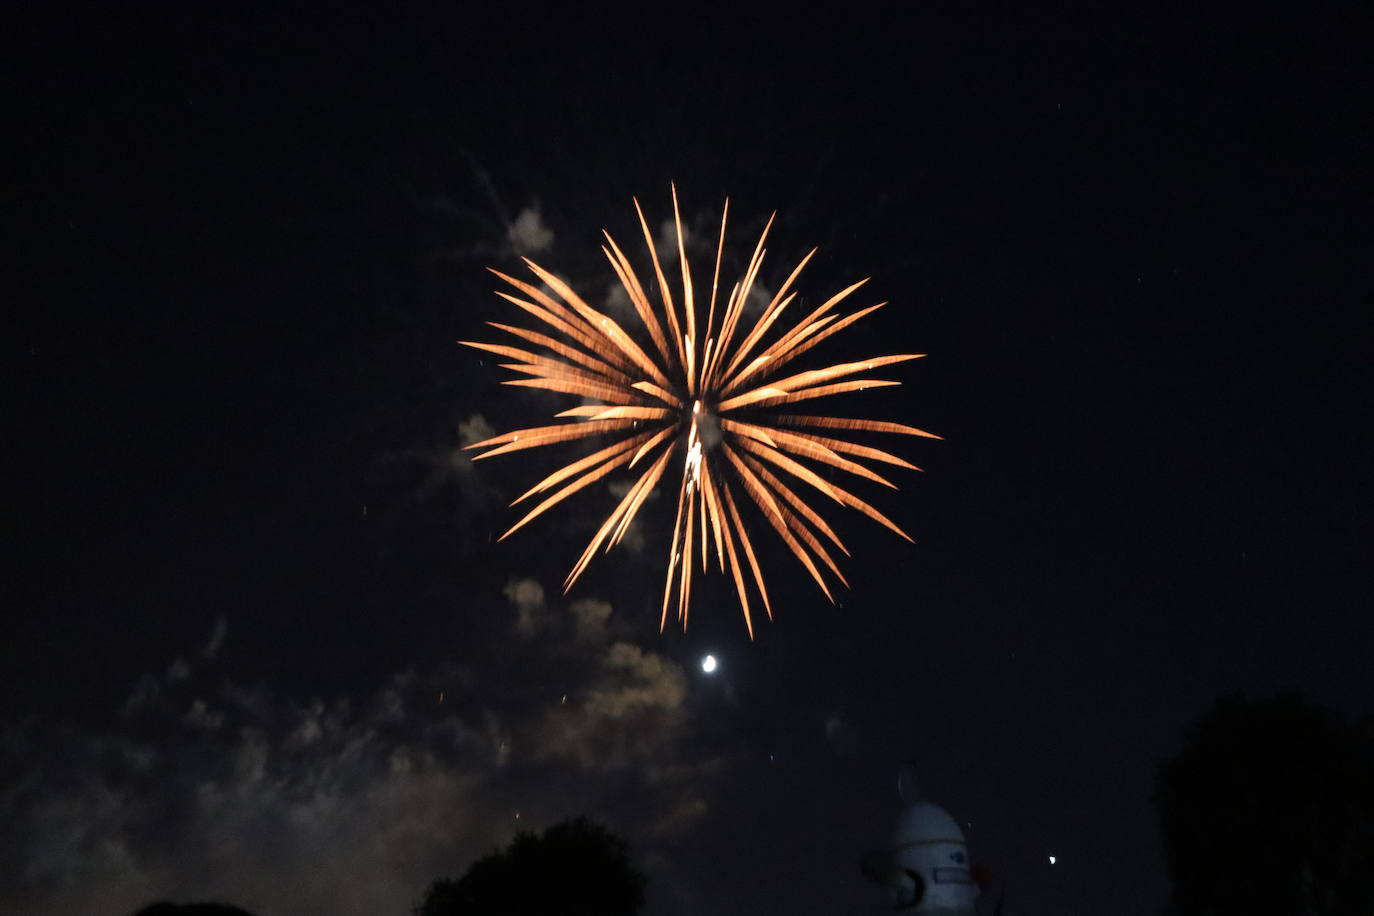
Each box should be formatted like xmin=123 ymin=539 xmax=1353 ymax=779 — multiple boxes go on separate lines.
xmin=1048 ymin=855 xmax=1056 ymax=865
xmin=701 ymin=654 xmax=718 ymax=674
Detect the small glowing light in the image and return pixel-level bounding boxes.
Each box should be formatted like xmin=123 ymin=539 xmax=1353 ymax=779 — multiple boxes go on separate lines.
xmin=701 ymin=654 xmax=718 ymax=673
xmin=1048 ymin=855 xmax=1056 ymax=865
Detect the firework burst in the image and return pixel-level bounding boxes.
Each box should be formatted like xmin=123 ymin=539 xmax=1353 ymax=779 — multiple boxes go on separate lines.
xmin=461 ymin=188 xmax=938 ymax=637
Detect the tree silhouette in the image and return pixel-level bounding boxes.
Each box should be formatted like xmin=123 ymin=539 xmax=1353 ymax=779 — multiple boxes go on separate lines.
xmin=1154 ymin=692 xmax=1374 ymax=916
xmin=126 ymin=904 xmax=258 ymax=916
xmin=414 ymin=817 xmax=646 ymax=916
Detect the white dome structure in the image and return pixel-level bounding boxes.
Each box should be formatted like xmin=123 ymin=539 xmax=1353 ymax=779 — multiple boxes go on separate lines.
xmin=861 ymin=765 xmax=978 ymax=914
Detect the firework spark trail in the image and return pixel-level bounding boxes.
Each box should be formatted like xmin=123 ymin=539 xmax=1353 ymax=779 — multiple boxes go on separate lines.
xmin=461 ymin=188 xmax=939 ymax=637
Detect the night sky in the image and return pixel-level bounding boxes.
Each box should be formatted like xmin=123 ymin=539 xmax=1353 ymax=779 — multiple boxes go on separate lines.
xmin=8 ymin=6 xmax=1372 ymax=915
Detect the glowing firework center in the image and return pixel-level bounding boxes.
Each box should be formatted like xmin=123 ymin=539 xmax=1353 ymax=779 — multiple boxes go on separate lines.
xmin=462 ymin=189 xmax=939 ymax=635
xmin=685 ymin=400 xmax=705 ymax=493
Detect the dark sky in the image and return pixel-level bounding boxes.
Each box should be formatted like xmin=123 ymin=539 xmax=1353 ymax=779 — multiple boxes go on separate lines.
xmin=8 ymin=6 xmax=1371 ymax=915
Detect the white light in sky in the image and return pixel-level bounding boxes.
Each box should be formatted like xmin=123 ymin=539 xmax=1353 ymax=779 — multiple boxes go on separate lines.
xmin=1048 ymin=855 xmax=1056 ymax=865
xmin=701 ymin=654 xmax=718 ymax=674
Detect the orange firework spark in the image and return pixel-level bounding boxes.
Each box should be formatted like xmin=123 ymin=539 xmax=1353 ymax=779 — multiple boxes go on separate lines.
xmin=461 ymin=188 xmax=939 ymax=637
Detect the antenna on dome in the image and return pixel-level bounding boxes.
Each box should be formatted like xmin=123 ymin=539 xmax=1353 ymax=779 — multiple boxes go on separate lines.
xmin=897 ymin=761 xmax=921 ymax=805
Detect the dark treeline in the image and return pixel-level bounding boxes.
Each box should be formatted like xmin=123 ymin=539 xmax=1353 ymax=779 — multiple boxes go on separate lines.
xmin=1155 ymin=692 xmax=1374 ymax=916
xmin=129 ymin=905 xmax=257 ymax=916
xmin=126 ymin=692 xmax=1374 ymax=916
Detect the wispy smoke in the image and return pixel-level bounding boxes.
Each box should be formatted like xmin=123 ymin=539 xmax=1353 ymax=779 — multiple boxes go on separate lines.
xmin=1 ymin=589 xmax=722 ymax=916
xmin=507 ymin=207 xmax=554 ymax=255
